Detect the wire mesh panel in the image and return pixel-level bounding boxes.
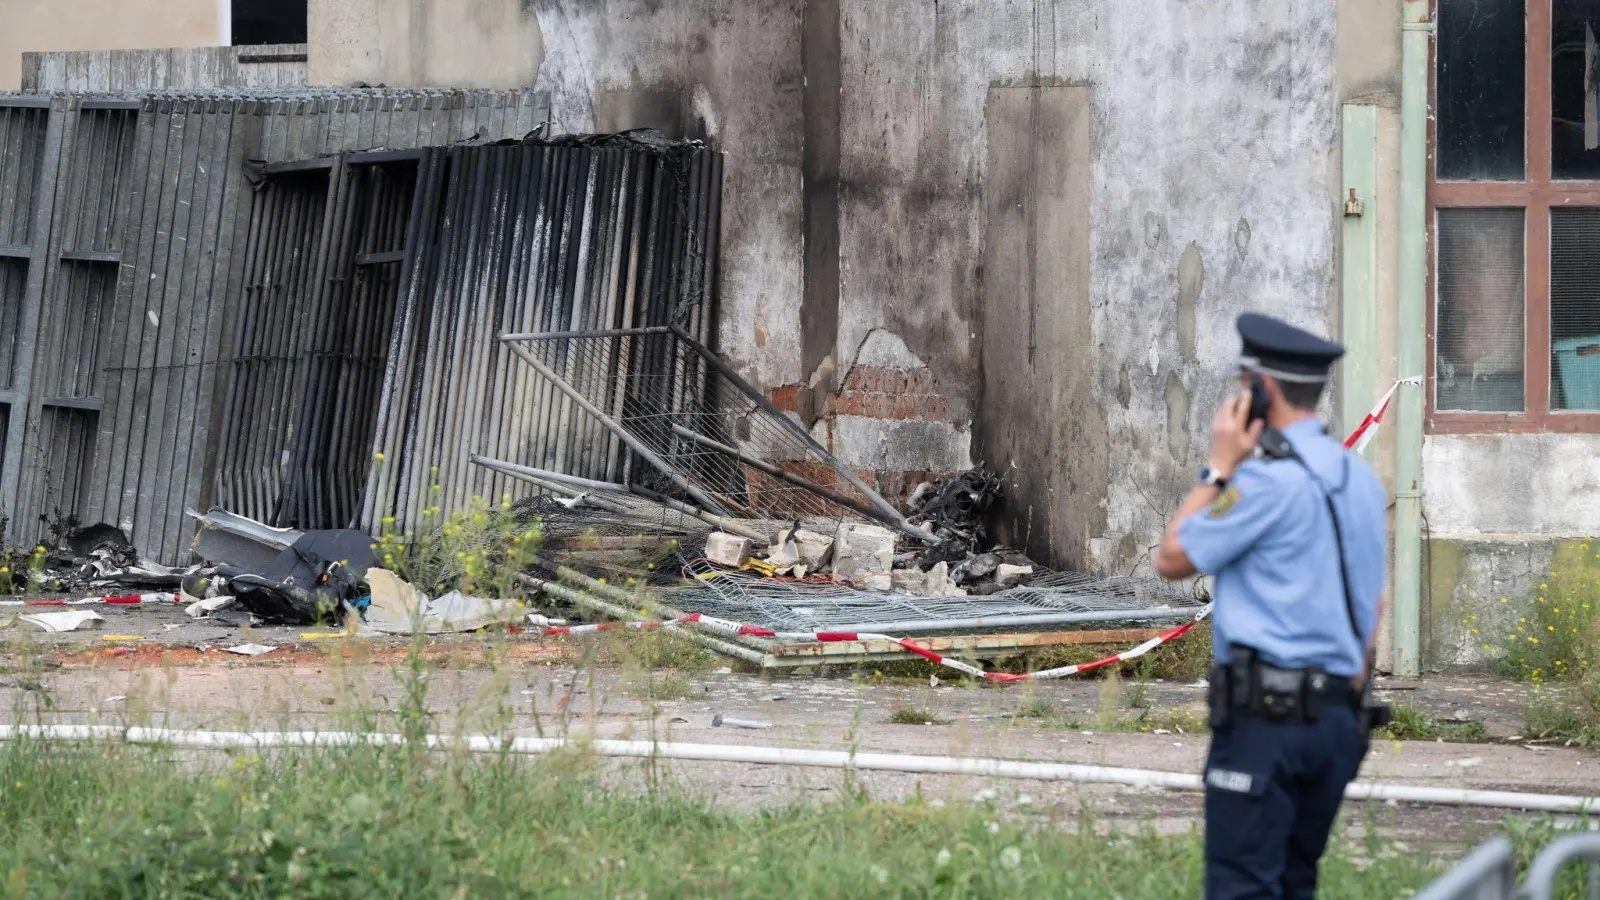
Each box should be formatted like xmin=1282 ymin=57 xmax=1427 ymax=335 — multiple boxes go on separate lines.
xmin=1435 ymin=207 xmax=1526 ymax=412
xmin=656 ymin=560 xmax=1205 ymax=634
xmin=502 ymin=328 xmax=912 ymax=533
xmin=1550 ymin=207 xmax=1600 ymax=411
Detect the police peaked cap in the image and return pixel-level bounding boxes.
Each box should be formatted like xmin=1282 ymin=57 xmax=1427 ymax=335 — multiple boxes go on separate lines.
xmin=1236 ymin=313 xmax=1345 ymax=384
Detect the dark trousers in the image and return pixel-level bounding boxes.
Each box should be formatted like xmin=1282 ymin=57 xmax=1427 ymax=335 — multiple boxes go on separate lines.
xmin=1203 ymin=703 xmax=1370 ymax=899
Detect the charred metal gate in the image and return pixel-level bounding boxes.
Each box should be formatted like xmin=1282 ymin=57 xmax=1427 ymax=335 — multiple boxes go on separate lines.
xmin=215 ymin=136 xmax=725 ymax=538
xmin=212 ymin=153 xmax=418 ymax=532
xmin=0 ymin=90 xmax=547 ymax=563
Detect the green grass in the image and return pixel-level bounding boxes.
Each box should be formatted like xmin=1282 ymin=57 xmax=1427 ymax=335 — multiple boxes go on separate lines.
xmin=0 ymin=737 xmax=1456 ymax=898
xmin=627 ymin=670 xmax=700 ymax=702
xmin=887 ymin=704 xmax=948 ymax=725
xmin=1381 ymin=703 xmax=1491 ymax=743
xmin=1524 ymin=688 xmax=1600 ymax=747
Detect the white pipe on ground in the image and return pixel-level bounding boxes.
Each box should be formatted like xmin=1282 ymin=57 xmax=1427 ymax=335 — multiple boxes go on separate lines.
xmin=1 ymin=726 xmax=1593 ymax=815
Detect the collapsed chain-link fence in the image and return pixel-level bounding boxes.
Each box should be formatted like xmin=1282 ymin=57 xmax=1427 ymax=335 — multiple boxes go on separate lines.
xmin=494 ymin=326 xmax=928 ymax=541
xmin=652 ymin=560 xmax=1207 ymax=635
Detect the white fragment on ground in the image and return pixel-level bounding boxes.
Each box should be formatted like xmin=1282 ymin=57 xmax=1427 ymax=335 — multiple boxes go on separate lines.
xmin=224 ymin=643 xmax=278 ymax=656
xmin=364 ymin=568 xmax=525 ymax=634
xmin=185 ymin=595 xmax=236 ymax=619
xmin=995 ymin=563 xmax=1033 ymax=586
xmin=20 ymin=610 xmax=104 ymax=632
xmin=1445 ymin=757 xmax=1483 ymax=769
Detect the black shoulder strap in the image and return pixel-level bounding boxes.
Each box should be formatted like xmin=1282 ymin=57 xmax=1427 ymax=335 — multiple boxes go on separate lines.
xmin=1270 ymin=433 xmax=1361 ymax=644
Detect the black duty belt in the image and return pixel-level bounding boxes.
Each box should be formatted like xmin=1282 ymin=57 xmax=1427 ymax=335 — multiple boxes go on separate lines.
xmin=1207 ymin=647 xmax=1356 ymax=729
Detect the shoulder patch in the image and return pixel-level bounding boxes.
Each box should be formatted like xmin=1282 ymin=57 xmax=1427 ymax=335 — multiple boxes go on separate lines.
xmin=1207 ymin=484 xmax=1242 ymax=519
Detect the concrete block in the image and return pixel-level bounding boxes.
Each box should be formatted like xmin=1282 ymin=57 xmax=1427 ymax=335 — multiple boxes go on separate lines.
xmin=705 ymin=532 xmax=753 ymax=568
xmin=833 ymin=522 xmax=897 ymax=583
xmin=765 ymin=527 xmax=834 ymax=577
xmin=996 ymin=564 xmax=1034 ymax=587
xmin=891 ymin=568 xmax=928 ymax=594
xmin=792 ymin=528 xmax=835 ymax=568
xmin=860 ymin=572 xmax=893 ymax=592
xmin=926 ymin=561 xmax=967 ymax=597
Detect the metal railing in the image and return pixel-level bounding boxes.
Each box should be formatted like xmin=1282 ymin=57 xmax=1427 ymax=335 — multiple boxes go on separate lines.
xmin=1418 ymin=833 xmax=1600 ymax=900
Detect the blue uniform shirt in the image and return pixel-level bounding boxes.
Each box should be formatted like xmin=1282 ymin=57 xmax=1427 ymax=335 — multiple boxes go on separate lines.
xmin=1178 ymin=418 xmax=1387 ymax=678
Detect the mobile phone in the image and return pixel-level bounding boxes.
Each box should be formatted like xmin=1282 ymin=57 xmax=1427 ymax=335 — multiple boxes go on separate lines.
xmin=1246 ymin=372 xmax=1271 ymax=424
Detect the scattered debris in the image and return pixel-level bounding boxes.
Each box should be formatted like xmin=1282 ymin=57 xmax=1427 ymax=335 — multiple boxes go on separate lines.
xmin=185 ymin=595 xmax=237 ymax=619
xmin=20 ymin=610 xmax=104 ymax=632
xmin=996 ymin=564 xmax=1034 ymax=587
xmin=363 ymin=568 xmax=525 ymax=635
xmin=832 ymin=523 xmax=897 ymax=589
xmin=711 ymin=714 xmax=773 ymax=730
xmin=224 ymin=643 xmax=278 ymax=656
xmin=216 ymin=528 xmax=377 ymax=625
xmin=907 ymin=467 xmax=1002 ymax=551
xmin=187 ymin=508 xmax=303 ymax=575
xmin=704 ymin=533 xmax=753 ymax=568
xmin=766 ymin=526 xmax=834 ymax=576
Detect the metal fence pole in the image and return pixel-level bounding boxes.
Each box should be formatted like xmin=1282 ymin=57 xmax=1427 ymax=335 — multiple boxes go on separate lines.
xmin=1411 ymin=836 xmax=1516 ymax=900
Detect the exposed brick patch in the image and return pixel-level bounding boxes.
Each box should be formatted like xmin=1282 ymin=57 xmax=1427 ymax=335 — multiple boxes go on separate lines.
xmin=756 ymin=365 xmax=957 ymax=515
xmin=767 ymin=384 xmax=801 ymax=413
xmin=835 ymin=364 xmax=948 ymax=423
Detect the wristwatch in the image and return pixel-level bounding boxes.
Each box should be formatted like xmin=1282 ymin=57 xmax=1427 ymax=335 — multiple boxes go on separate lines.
xmin=1197 ymin=466 xmax=1229 ymax=490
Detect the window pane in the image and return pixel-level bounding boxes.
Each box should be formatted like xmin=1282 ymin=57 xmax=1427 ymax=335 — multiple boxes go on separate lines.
xmin=1553 ymin=0 xmax=1600 ymax=179
xmin=1551 ymin=209 xmax=1600 ymax=410
xmin=1438 ymin=0 xmax=1526 ymax=180
xmin=1436 ymin=208 xmax=1526 ymax=411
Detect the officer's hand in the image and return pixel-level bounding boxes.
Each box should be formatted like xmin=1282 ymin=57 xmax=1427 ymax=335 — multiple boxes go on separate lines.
xmin=1207 ymin=392 xmax=1265 ymax=477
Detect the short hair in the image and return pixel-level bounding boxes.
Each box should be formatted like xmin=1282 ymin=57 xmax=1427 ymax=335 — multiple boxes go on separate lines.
xmin=1277 ymin=378 xmax=1325 ymax=411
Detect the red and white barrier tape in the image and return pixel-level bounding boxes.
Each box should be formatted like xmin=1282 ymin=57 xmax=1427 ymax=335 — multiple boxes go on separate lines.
xmin=545 ymin=605 xmax=1211 ymax=683
xmin=0 ymin=592 xmax=177 ymax=608
xmin=1344 ymin=377 xmax=1420 ymax=453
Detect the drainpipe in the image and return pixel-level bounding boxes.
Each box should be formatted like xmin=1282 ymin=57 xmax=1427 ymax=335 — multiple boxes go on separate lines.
xmin=1393 ymin=0 xmax=1433 ymax=677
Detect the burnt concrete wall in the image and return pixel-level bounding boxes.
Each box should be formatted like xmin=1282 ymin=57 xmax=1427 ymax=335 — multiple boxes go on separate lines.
xmin=527 ymin=0 xmax=1341 ymax=571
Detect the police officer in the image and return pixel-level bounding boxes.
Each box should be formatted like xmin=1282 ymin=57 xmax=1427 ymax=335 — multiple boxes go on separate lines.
xmin=1154 ymin=313 xmax=1388 ymax=900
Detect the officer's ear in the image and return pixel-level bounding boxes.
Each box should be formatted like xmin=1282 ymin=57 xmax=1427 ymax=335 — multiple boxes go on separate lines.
xmin=1261 ymin=373 xmax=1286 ymax=405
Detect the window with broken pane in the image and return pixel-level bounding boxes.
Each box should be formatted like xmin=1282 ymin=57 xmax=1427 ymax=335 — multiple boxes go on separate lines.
xmin=1554 ymin=0 xmax=1600 ymax=179
xmin=1551 ymin=208 xmax=1600 ymax=410
xmin=1436 ymin=208 xmax=1527 ymax=411
xmin=1438 ymin=0 xmax=1527 ymax=181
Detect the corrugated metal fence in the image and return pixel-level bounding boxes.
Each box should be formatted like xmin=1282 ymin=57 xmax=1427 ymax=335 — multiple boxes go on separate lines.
xmin=207 ymin=135 xmax=724 ymax=540
xmin=0 ymin=89 xmax=547 ymax=562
